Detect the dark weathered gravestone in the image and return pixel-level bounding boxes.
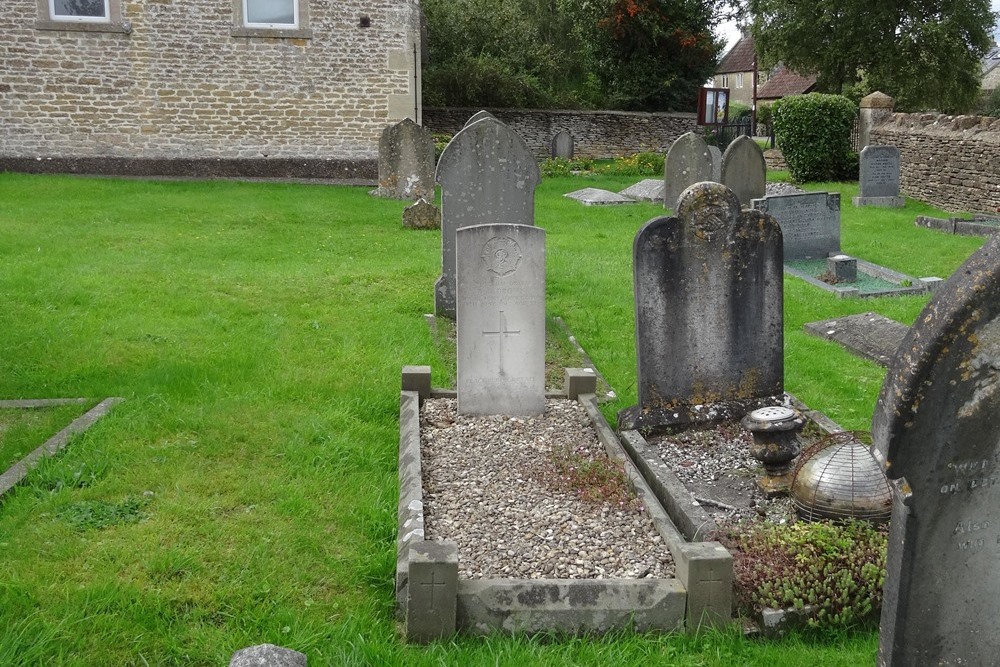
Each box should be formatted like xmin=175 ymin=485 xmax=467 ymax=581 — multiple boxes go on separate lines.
xmin=854 ymin=145 xmax=904 ymax=208
xmin=402 ymin=198 xmax=440 ymax=230
xmin=751 ymin=191 xmax=841 ymax=260
xmin=434 ymin=118 xmax=540 ymax=319
xmin=456 ymin=223 xmax=545 ymax=416
xmin=663 ymin=132 xmax=714 ymax=211
xmin=874 ymin=235 xmax=1000 ymax=666
xmin=720 ymin=135 xmax=766 ymax=207
xmin=619 ymin=182 xmax=784 ymax=431
xmin=464 ymin=110 xmax=495 ymax=127
xmin=373 ymin=118 xmax=435 ymax=200
xmin=551 ymin=130 xmax=574 ymax=159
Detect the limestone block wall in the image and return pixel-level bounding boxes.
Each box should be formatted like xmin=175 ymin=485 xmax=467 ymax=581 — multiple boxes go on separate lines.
xmin=0 ymin=0 xmax=421 ymax=176
xmin=423 ymin=107 xmax=699 ymax=160
xmin=871 ymin=113 xmax=1000 ymax=214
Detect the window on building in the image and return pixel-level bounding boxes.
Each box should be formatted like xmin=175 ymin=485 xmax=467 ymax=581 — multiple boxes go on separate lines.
xmin=736 ymin=73 xmax=744 ymax=88
xmin=49 ymin=0 xmax=110 ymax=22
xmin=721 ymin=75 xmax=729 ymax=88
xmin=244 ymin=0 xmax=297 ymax=28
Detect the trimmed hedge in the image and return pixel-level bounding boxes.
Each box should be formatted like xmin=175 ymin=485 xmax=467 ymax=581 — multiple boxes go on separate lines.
xmin=772 ymin=93 xmax=858 ymax=182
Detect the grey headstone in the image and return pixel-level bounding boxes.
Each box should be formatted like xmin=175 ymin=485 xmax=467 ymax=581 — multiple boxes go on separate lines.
xmin=622 ymin=182 xmax=783 ymax=430
xmin=551 ymin=130 xmax=574 ymax=159
xmin=720 ymin=136 xmax=767 ymax=207
xmin=374 ymin=118 xmax=435 ymax=201
xmin=402 ymin=198 xmax=440 ymax=230
xmin=434 ymin=118 xmax=541 ymax=319
xmin=858 ymin=145 xmax=901 ymax=198
xmin=708 ymin=146 xmax=722 ymax=183
xmin=751 ymin=191 xmax=841 ymax=260
xmin=874 ymin=235 xmax=1000 ymax=666
xmin=464 ymin=110 xmax=495 ymax=127
xmin=229 ymin=644 xmax=306 ymax=667
xmin=564 ymin=188 xmax=636 ymax=206
xmin=406 ymin=540 xmax=459 ymax=643
xmin=620 ymin=179 xmax=665 ymax=202
xmin=456 ymin=223 xmax=545 ymax=416
xmin=663 ymin=132 xmax=714 ymax=211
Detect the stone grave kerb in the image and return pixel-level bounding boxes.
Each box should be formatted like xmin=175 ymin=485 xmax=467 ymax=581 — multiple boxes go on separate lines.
xmin=619 ymin=181 xmax=784 ymax=432
xmin=375 ymin=117 xmax=436 ymax=201
xmin=873 ymin=234 xmax=1000 ymax=666
xmin=663 ymin=132 xmax=714 ymax=211
xmin=433 ymin=118 xmax=540 ymax=319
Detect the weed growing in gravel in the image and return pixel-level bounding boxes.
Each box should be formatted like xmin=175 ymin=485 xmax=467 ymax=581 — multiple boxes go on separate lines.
xmin=548 ymin=445 xmax=640 ymax=511
xmin=722 ymin=519 xmax=887 ymax=629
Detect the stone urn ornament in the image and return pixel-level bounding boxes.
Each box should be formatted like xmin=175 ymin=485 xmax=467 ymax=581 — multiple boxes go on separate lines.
xmin=741 ymin=406 xmax=806 ymax=496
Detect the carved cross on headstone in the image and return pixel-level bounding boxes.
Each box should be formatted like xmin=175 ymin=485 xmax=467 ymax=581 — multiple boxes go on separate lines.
xmin=481 ymin=310 xmax=520 ymax=374
xmin=419 ymin=570 xmax=447 ymax=606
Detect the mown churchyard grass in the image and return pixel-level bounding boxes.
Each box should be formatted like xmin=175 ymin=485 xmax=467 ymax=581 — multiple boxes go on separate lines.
xmin=0 ymin=171 xmax=982 ymax=664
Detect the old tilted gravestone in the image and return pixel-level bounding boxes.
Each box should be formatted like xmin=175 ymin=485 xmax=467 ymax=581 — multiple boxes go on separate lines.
xmin=434 ymin=117 xmax=540 ymax=319
xmin=551 ymin=130 xmax=574 ymax=159
xmin=402 ymin=198 xmax=440 ymax=230
xmin=455 ymin=223 xmax=545 ymax=416
xmin=663 ymin=132 xmax=714 ymax=211
xmin=464 ymin=110 xmax=495 ymax=127
xmin=708 ymin=145 xmax=722 ymax=183
xmin=618 ymin=182 xmax=784 ymax=431
xmin=751 ymin=191 xmax=841 ymax=260
xmin=720 ymin=135 xmax=767 ymax=207
xmin=373 ymin=118 xmax=436 ymax=201
xmin=853 ymin=145 xmax=905 ymax=208
xmin=873 ymin=235 xmax=1000 ymax=666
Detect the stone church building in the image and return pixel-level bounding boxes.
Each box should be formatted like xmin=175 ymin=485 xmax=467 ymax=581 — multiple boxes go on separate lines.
xmin=0 ymin=0 xmax=423 ymax=179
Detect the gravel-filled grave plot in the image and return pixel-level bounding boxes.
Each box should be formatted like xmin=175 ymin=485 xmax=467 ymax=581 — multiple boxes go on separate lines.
xmin=420 ymin=398 xmax=674 ymax=580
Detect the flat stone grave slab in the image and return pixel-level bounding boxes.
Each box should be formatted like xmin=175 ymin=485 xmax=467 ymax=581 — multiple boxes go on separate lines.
xmin=564 ymin=188 xmax=636 ymax=206
xmin=804 ymin=312 xmax=909 ymax=367
xmin=397 ymin=367 xmax=734 ymax=641
xmin=619 ymin=179 xmax=665 ymax=203
xmin=784 ymin=255 xmax=930 ymax=298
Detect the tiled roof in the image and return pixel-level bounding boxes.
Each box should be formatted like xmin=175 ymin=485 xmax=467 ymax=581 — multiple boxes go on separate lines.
xmin=983 ymin=45 xmax=1000 ymax=74
xmin=757 ymin=66 xmax=817 ymax=100
xmin=716 ymin=35 xmax=755 ymax=74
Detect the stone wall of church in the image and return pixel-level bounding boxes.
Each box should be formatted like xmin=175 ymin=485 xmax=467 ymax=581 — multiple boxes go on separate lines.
xmin=0 ymin=0 xmax=421 ymax=178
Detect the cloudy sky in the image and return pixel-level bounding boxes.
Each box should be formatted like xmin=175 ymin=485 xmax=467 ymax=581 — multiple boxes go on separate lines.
xmin=715 ymin=1 xmax=1000 ymax=53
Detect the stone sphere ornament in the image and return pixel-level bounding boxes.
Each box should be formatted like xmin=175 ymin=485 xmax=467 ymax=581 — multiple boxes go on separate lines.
xmin=741 ymin=405 xmax=806 ymax=497
xmin=791 ymin=431 xmax=892 ymax=523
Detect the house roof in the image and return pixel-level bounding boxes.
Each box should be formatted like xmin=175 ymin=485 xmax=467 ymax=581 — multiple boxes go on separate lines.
xmin=716 ymin=35 xmax=755 ymax=74
xmin=983 ymin=45 xmax=1000 ymax=75
xmin=757 ymin=66 xmax=817 ymax=100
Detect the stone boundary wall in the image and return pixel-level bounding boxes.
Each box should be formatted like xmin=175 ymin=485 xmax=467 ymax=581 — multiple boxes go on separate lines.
xmin=423 ymin=107 xmax=698 ymax=160
xmin=871 ymin=113 xmax=1000 ymax=214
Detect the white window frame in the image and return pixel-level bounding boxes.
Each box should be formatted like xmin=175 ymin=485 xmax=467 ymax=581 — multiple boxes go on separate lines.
xmin=48 ymin=0 xmax=111 ymax=23
xmin=242 ymin=0 xmax=298 ymax=29
xmin=736 ymin=72 xmax=744 ymax=88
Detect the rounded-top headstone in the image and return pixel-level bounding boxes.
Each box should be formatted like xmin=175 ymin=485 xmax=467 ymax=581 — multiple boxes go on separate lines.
xmin=720 ymin=135 xmax=766 ymax=207
xmin=464 ymin=110 xmax=496 ymax=127
xmin=663 ymin=132 xmax=713 ymax=211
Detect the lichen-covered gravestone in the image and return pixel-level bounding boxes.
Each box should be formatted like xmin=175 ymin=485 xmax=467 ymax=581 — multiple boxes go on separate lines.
xmin=551 ymin=130 xmax=574 ymax=159
xmin=854 ymin=145 xmax=904 ymax=208
xmin=455 ymin=223 xmax=545 ymax=416
xmin=720 ymin=135 xmax=766 ymax=207
xmin=619 ymin=182 xmax=784 ymax=431
xmin=434 ymin=118 xmax=540 ymax=319
xmin=663 ymin=132 xmax=714 ymax=211
xmin=751 ymin=191 xmax=841 ymax=260
xmin=874 ymin=235 xmax=1000 ymax=665
xmin=464 ymin=110 xmax=495 ymax=127
xmin=373 ymin=118 xmax=435 ymax=200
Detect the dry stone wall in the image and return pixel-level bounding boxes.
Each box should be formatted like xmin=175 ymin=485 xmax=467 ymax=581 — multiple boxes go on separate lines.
xmin=0 ymin=0 xmax=421 ymax=177
xmin=424 ymin=107 xmax=698 ymax=160
xmin=871 ymin=113 xmax=1000 ymax=214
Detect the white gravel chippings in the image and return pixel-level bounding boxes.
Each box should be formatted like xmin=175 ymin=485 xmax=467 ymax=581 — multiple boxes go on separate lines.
xmin=420 ymin=398 xmax=675 ymax=580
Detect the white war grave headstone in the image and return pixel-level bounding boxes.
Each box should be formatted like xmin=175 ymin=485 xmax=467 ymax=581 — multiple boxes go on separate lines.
xmin=873 ymin=234 xmax=1000 ymax=665
xmin=434 ymin=117 xmax=540 ymax=319
xmin=456 ymin=223 xmax=545 ymax=416
xmin=854 ymin=145 xmax=904 ymax=208
xmin=663 ymin=132 xmax=713 ymax=211
xmin=619 ymin=182 xmax=784 ymax=432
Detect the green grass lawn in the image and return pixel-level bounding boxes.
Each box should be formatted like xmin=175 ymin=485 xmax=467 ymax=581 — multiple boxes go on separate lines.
xmin=0 ymin=171 xmax=982 ymax=665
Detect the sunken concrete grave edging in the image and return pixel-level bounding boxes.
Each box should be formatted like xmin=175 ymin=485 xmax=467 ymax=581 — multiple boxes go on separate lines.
xmin=0 ymin=397 xmax=124 ymax=499
xmin=396 ymin=365 xmax=733 ymax=643
xmin=915 ymin=215 xmax=1000 ymax=237
xmin=783 ymin=255 xmax=931 ymax=299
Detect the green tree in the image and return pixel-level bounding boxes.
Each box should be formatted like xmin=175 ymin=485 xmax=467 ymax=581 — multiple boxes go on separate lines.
xmin=748 ymin=0 xmax=995 ymax=113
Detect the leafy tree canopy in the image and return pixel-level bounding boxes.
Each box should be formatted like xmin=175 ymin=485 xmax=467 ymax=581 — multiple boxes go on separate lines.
xmin=421 ymin=0 xmax=723 ymax=112
xmin=747 ymin=0 xmax=996 ymax=113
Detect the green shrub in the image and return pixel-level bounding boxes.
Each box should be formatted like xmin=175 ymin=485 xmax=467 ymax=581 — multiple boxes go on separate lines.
xmin=724 ymin=520 xmax=887 ymax=629
xmin=540 ymin=157 xmax=596 ymax=177
xmin=729 ymin=102 xmax=752 ymax=121
xmin=431 ymin=132 xmax=452 ymax=163
xmin=983 ymin=88 xmax=1000 ymax=118
xmin=772 ymin=93 xmax=858 ymax=182
xmin=608 ymin=151 xmax=664 ymax=176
